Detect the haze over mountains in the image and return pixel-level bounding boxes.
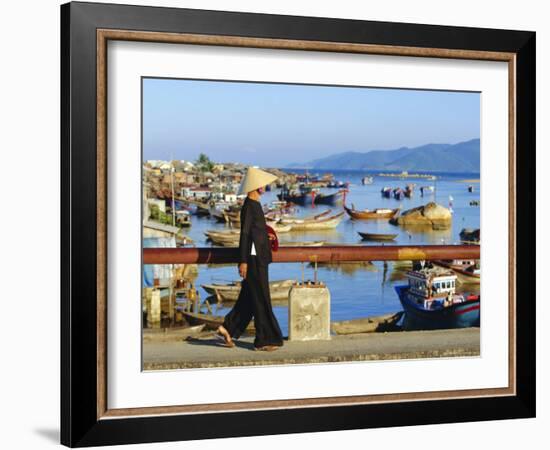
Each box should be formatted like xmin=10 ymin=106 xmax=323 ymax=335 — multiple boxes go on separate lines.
xmin=287 ymin=138 xmax=480 ymax=173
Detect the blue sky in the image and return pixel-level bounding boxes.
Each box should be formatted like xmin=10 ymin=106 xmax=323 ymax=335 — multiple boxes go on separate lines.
xmin=143 ymin=78 xmax=480 ymax=166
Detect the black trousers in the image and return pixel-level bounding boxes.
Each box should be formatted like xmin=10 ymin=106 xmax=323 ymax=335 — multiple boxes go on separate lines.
xmin=222 ymin=256 xmax=284 ymax=348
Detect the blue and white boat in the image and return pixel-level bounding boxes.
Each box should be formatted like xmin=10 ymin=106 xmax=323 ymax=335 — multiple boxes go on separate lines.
xmin=394 ymin=265 xmax=480 ymax=331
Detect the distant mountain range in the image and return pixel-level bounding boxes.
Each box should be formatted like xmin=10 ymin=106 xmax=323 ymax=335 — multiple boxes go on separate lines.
xmin=287 ymin=138 xmax=480 ymax=173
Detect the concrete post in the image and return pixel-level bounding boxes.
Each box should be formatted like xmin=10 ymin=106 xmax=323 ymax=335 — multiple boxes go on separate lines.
xmin=149 ymin=288 xmax=161 ymax=329
xmin=288 ymin=282 xmax=331 ymax=341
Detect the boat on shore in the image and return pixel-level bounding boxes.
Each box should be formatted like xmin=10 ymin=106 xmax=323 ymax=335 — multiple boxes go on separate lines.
xmin=202 ymin=279 xmax=295 ymax=302
xmin=344 ymin=204 xmax=400 ymax=220
xmin=331 ymin=311 xmax=404 ymax=335
xmin=394 ymin=265 xmax=480 ymax=331
xmin=357 ymin=232 xmax=398 ymax=241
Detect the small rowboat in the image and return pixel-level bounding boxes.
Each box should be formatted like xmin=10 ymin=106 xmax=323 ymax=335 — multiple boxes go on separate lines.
xmin=202 ymin=279 xmax=295 ymax=302
xmin=357 ymin=232 xmax=398 ymax=241
xmin=281 ymin=211 xmax=345 ymax=230
xmin=344 ymin=205 xmax=400 ymax=220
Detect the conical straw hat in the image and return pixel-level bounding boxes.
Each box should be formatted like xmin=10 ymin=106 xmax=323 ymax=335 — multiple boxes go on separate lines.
xmin=238 ymin=167 xmax=278 ymax=195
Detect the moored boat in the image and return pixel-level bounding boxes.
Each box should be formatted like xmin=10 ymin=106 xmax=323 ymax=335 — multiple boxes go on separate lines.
xmin=357 ymin=231 xmax=398 ymax=241
xmin=381 ymin=187 xmax=392 ymax=198
xmin=202 ymin=279 xmax=295 ymax=302
xmin=394 ymin=265 xmax=480 ymax=331
xmin=432 ymin=259 xmax=480 ymax=284
xmin=281 ymin=211 xmax=345 ymax=230
xmin=361 ymin=176 xmax=374 ymax=185
xmin=331 ymin=311 xmax=403 ymax=334
xmin=344 ymin=204 xmax=400 ymax=220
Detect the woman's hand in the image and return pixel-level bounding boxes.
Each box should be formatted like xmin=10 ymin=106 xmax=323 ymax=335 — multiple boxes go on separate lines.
xmin=268 ymin=234 xmax=276 ymax=241
xmin=238 ymin=263 xmax=248 ymax=279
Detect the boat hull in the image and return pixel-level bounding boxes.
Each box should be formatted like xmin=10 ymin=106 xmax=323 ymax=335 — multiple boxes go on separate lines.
xmin=345 ymin=205 xmax=400 ymax=220
xmin=358 ymin=232 xmax=397 ymax=241
xmin=395 ymin=285 xmax=480 ymax=331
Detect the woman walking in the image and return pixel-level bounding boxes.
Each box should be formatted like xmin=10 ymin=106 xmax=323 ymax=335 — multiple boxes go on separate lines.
xmin=216 ymin=167 xmax=284 ymax=351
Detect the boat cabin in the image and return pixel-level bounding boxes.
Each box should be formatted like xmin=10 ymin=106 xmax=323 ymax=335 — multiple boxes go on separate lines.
xmin=406 ymin=267 xmax=464 ymax=310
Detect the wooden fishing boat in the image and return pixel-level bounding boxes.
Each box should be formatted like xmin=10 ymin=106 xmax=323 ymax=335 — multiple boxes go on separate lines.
xmin=394 ymin=266 xmax=480 ymax=331
xmin=357 ymin=231 xmax=398 ymax=241
xmin=279 ymin=240 xmax=325 ymax=247
xmin=181 ymin=311 xmax=256 ymax=333
xmin=393 ymin=187 xmax=405 ymax=200
xmin=313 ymin=190 xmax=346 ymax=205
xmin=265 ymin=221 xmax=293 ymax=233
xmin=223 ymin=210 xmax=241 ymax=224
xmin=202 ymin=279 xmax=295 ymax=302
xmin=344 ymin=204 xmax=400 ymax=220
xmin=281 ymin=211 xmax=345 ymax=230
xmin=432 ymin=259 xmax=480 ymax=284
xmin=281 ymin=209 xmax=331 ymax=224
xmin=331 ymin=311 xmax=403 ymax=335
xmin=195 ymin=204 xmax=211 ymax=216
xmin=381 ymin=187 xmax=392 ymax=198
xmin=278 ymin=188 xmax=345 ymax=206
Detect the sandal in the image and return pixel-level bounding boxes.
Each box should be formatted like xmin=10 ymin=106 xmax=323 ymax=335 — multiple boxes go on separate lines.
xmin=254 ymin=345 xmax=279 ymax=352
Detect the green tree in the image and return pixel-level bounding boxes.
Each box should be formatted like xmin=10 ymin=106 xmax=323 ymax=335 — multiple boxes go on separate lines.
xmin=195 ymin=153 xmax=214 ymax=172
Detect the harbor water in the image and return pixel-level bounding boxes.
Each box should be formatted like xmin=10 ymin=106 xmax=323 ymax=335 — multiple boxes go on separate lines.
xmin=178 ymin=169 xmax=480 ymax=336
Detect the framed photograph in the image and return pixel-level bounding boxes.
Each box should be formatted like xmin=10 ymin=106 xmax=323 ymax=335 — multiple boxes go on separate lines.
xmin=61 ymin=1 xmax=535 ymax=447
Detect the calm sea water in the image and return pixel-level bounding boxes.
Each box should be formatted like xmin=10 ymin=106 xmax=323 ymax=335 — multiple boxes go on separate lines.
xmin=182 ymin=169 xmax=480 ymax=336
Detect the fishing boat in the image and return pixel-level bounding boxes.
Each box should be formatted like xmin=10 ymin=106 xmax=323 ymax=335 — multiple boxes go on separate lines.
xmin=265 ymin=221 xmax=293 ymax=233
xmin=175 ymin=210 xmax=192 ymax=227
xmin=419 ymin=185 xmax=434 ymax=196
xmin=381 ymin=187 xmax=392 ymax=198
xmin=277 ymin=190 xmax=310 ymax=205
xmin=344 ymin=204 xmax=400 ymax=220
xmin=279 ymin=240 xmax=325 ymax=247
xmin=432 ymin=259 xmax=480 ymax=284
xmin=313 ymin=190 xmax=346 ymax=205
xmin=459 ymin=228 xmax=480 ymax=244
xmin=281 ymin=209 xmax=331 ymax=223
xmin=195 ymin=204 xmax=211 ymax=217
xmin=280 ymin=211 xmax=345 ymax=230
xmin=202 ymin=279 xmax=295 ymax=302
xmin=331 ymin=311 xmax=403 ymax=334
xmin=393 ymin=187 xmax=405 ymax=200
xmin=361 ymin=176 xmax=374 ymax=185
xmin=278 ymin=187 xmax=345 ymax=206
xmin=394 ymin=265 xmax=480 ymax=331
xmin=357 ymin=231 xmax=398 ymax=241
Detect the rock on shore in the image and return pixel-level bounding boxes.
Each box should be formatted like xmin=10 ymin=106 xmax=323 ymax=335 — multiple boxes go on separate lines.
xmin=391 ymin=202 xmax=452 ymax=230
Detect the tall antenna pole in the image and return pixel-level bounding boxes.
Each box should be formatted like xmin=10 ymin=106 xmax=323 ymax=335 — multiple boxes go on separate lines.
xmin=170 ymin=155 xmax=176 ymax=227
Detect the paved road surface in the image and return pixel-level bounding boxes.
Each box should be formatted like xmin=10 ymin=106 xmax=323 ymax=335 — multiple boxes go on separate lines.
xmin=143 ymin=327 xmax=480 ymax=370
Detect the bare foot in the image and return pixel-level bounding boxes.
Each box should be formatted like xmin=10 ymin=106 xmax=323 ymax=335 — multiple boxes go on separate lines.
xmin=217 ymin=325 xmax=234 ymax=347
